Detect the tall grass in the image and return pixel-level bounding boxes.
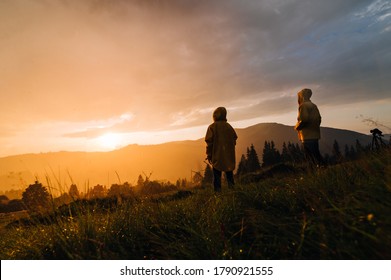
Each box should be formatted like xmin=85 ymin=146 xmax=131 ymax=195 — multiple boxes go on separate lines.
xmin=0 ymin=149 xmax=390 ymax=259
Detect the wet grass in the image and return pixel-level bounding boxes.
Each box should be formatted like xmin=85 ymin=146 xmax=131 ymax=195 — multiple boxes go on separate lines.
xmin=0 ymin=150 xmax=390 ymax=259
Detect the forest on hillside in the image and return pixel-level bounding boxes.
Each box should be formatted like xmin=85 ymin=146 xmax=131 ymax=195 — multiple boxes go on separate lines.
xmin=0 ymin=137 xmax=390 ymax=260
xmin=0 ymin=137 xmax=383 ymax=214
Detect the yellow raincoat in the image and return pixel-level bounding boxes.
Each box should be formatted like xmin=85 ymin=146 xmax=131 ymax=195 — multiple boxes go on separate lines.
xmin=294 ymin=88 xmax=321 ymax=141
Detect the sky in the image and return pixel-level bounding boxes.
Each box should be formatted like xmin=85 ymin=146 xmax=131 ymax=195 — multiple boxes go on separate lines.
xmin=1 ymin=0 xmax=390 ymax=157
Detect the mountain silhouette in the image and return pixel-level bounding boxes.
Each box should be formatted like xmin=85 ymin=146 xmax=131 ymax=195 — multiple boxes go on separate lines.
xmin=0 ymin=123 xmax=372 ymax=194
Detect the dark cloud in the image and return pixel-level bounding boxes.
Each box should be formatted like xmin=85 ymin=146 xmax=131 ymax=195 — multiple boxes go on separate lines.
xmin=1 ymin=0 xmax=390 ymax=140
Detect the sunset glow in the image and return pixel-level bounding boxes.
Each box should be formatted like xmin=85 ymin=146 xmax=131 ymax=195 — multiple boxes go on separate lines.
xmin=0 ymin=0 xmax=390 ymax=157
xmin=1 ymin=1 xmax=391 ymax=268
xmin=96 ymin=133 xmax=122 ymax=150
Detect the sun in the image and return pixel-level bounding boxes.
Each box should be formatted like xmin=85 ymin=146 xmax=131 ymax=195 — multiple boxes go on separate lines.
xmin=97 ymin=133 xmax=121 ymax=150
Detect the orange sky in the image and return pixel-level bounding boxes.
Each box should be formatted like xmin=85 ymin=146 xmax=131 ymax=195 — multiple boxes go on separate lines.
xmin=1 ymin=0 xmax=390 ymax=157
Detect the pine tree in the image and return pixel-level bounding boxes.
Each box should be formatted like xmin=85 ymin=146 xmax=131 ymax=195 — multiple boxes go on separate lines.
xmin=281 ymin=142 xmax=290 ymax=163
xmin=262 ymin=141 xmax=271 ymax=167
xmin=332 ymin=139 xmax=342 ymax=163
xmin=137 ymin=175 xmax=145 ymax=188
xmin=247 ymin=144 xmax=261 ymax=172
xmin=69 ymin=184 xmax=80 ymax=200
xmin=349 ymin=145 xmax=357 ymax=160
xmin=270 ymin=141 xmax=281 ymax=164
xmin=355 ymin=139 xmax=364 ymax=156
xmin=287 ymin=142 xmax=296 ymax=162
xmin=344 ymin=144 xmax=350 ymax=160
xmin=262 ymin=141 xmax=281 ymax=167
xmin=295 ymin=143 xmax=305 ymax=162
xmin=202 ymin=164 xmax=213 ymax=185
xmin=236 ymin=154 xmax=248 ymax=176
xmin=181 ymin=178 xmax=187 ymax=188
xmin=343 ymin=144 xmax=356 ymax=161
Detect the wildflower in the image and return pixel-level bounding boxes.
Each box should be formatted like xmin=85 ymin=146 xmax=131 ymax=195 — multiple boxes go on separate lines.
xmin=367 ymin=214 xmax=374 ymax=221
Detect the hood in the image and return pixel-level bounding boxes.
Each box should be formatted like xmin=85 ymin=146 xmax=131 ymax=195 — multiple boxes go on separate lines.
xmin=298 ymin=88 xmax=312 ymax=102
xmin=213 ymin=107 xmax=227 ymax=122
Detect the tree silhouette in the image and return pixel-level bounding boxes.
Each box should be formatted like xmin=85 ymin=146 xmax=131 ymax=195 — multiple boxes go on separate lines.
xmin=247 ymin=144 xmax=261 ymax=172
xmin=192 ymin=171 xmax=203 ymax=185
xmin=332 ymin=139 xmax=342 ymax=163
xmin=180 ymin=178 xmax=187 ymax=188
xmin=344 ymin=144 xmax=357 ymax=161
xmin=140 ymin=180 xmax=177 ymax=195
xmin=202 ymin=164 xmax=213 ymax=186
xmin=89 ymin=184 xmax=107 ymax=199
xmin=107 ymin=182 xmax=134 ymax=199
xmin=288 ymin=142 xmax=305 ymax=164
xmin=22 ymin=181 xmax=51 ymax=213
xmin=355 ymin=139 xmax=364 ymax=157
xmin=236 ymin=154 xmax=248 ymax=177
xmin=137 ymin=175 xmax=145 ymax=188
xmin=262 ymin=141 xmax=281 ymax=167
xmin=54 ymin=193 xmax=71 ymax=207
xmin=281 ymin=142 xmax=291 ymax=163
xmin=1 ymin=199 xmax=24 ymax=213
xmin=69 ymin=184 xmax=80 ymax=200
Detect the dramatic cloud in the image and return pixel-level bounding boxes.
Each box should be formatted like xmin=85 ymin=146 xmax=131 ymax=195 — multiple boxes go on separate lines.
xmin=0 ymin=0 xmax=390 ymax=155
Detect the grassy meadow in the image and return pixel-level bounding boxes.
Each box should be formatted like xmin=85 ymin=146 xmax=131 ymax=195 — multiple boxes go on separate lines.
xmin=0 ymin=149 xmax=390 ymax=260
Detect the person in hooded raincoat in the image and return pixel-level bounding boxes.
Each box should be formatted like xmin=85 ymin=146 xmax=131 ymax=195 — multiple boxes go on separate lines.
xmin=205 ymin=107 xmax=238 ymax=192
xmin=294 ymin=88 xmax=324 ymax=166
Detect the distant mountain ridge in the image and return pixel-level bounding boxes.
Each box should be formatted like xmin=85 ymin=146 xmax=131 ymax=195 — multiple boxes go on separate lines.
xmin=0 ymin=123 xmax=373 ymax=193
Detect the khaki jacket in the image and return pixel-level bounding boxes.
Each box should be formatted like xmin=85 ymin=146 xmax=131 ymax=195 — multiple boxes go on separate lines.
xmin=294 ymin=92 xmax=321 ymax=141
xmin=205 ymin=120 xmax=238 ymax=172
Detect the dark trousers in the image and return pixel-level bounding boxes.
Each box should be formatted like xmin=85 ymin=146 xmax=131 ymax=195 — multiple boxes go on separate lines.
xmin=303 ymin=140 xmax=324 ymax=166
xmin=213 ymin=168 xmax=235 ymax=192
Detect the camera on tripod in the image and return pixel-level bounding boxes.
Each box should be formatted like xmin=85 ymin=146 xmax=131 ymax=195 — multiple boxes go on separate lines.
xmin=370 ymin=128 xmax=383 ymax=137
xmin=370 ymin=128 xmax=385 ymax=150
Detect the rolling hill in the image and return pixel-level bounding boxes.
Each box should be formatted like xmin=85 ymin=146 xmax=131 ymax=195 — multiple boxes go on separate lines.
xmin=0 ymin=123 xmax=373 ymax=193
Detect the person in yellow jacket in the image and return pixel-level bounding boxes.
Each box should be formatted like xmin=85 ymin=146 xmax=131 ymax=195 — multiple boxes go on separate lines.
xmin=205 ymin=107 xmax=238 ymax=192
xmin=294 ymin=88 xmax=324 ymax=166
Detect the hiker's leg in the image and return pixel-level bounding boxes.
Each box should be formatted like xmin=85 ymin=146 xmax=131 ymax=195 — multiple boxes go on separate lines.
xmin=226 ymin=171 xmax=235 ymax=188
xmin=213 ymin=168 xmax=222 ymax=192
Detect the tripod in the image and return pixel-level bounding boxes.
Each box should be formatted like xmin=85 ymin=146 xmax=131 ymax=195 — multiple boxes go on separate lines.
xmin=370 ymin=128 xmax=386 ymax=151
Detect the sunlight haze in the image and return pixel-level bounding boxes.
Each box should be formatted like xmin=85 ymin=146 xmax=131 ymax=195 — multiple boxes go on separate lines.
xmin=1 ymin=0 xmax=390 ymax=157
